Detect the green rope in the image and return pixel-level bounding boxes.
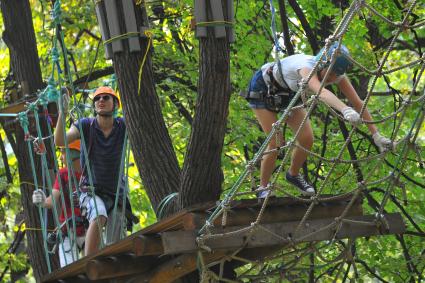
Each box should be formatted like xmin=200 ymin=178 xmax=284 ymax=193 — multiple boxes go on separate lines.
xmin=111 ymin=130 xmax=128 ymax=241
xmin=51 ymin=0 xmax=105 ymax=248
xmin=18 ymin=112 xmax=52 ymax=273
xmin=51 ymin=0 xmax=62 ymax=25
xmin=43 ymin=104 xmax=79 ymax=264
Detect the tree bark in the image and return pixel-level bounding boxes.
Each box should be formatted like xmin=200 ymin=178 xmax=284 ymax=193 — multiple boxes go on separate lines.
xmin=179 ymin=31 xmax=231 ymax=208
xmin=0 ymin=0 xmax=58 ymax=280
xmin=105 ymin=2 xmax=181 ymax=211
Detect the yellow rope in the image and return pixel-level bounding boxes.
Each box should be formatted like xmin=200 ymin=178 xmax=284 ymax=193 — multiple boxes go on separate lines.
xmin=195 ymin=20 xmax=234 ymax=27
xmin=23 ymin=227 xmax=56 ymax=232
xmin=103 ymin=31 xmax=141 ymax=45
xmin=137 ymin=30 xmax=153 ymax=95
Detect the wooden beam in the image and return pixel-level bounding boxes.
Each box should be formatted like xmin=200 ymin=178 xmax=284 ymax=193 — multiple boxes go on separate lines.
xmin=132 ymin=251 xmax=227 ymax=283
xmin=0 ymin=99 xmax=35 ymax=114
xmin=42 ymin=209 xmax=196 ymax=282
xmin=122 ymin=0 xmax=141 ymax=52
xmin=182 ymin=199 xmax=363 ymax=230
xmin=132 ymin=235 xmax=163 ymax=256
xmin=194 ymin=0 xmax=207 ymax=37
xmin=86 ymin=254 xmax=154 ymax=280
xmin=209 ymin=0 xmax=226 ymax=38
xmin=56 ymin=274 xmax=109 ymax=283
xmin=104 ymin=0 xmax=123 ymax=53
xmin=162 ymin=213 xmax=405 ymax=254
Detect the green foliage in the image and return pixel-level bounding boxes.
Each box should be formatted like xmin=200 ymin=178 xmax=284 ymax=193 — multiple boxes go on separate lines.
xmin=0 ymin=0 xmax=424 ymax=281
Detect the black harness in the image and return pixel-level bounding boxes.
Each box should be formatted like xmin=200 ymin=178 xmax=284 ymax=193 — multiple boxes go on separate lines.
xmin=241 ymin=63 xmax=295 ymax=112
xmin=264 ymin=65 xmax=295 ymax=112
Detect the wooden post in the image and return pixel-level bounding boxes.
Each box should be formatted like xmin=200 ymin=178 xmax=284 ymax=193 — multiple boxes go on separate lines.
xmin=132 ymin=235 xmax=164 ymax=256
xmin=94 ymin=1 xmax=113 ymax=59
xmin=122 ymin=0 xmax=141 ymax=52
xmin=86 ymin=254 xmax=154 ymax=280
xmin=104 ymin=0 xmax=123 ymax=53
xmin=226 ymin=0 xmax=235 ymax=42
xmin=209 ymin=0 xmax=226 ymax=38
xmin=194 ymin=0 xmax=207 ymax=37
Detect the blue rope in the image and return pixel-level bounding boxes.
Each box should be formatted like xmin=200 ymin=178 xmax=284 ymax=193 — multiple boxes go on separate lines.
xmin=269 ymin=0 xmax=284 ymax=53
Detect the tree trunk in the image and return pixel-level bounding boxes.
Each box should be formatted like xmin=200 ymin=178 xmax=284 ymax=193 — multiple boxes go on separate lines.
xmin=0 ymin=0 xmax=58 ymax=280
xmin=179 ymin=31 xmax=231 ymax=208
xmin=104 ymin=2 xmax=181 ymax=211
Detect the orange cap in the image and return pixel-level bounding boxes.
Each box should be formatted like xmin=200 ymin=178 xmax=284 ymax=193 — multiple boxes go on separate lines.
xmin=59 ymin=139 xmax=81 ymax=152
xmin=93 ymin=86 xmax=120 ymax=108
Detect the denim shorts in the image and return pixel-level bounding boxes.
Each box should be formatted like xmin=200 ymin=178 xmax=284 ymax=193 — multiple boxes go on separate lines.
xmin=247 ymin=69 xmax=300 ymax=111
xmin=247 ymin=70 xmax=268 ymax=109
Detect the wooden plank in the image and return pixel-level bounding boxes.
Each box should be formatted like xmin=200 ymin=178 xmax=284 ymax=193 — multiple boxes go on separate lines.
xmin=162 ymin=213 xmax=405 ymax=254
xmin=227 ymin=194 xmax=361 ymax=209
xmin=104 ymin=0 xmax=123 ymax=53
xmin=0 ymin=99 xmax=35 ymax=114
xmin=94 ymin=1 xmax=113 ymax=59
xmin=42 ymin=210 xmax=190 ymax=282
xmin=55 ymin=274 xmax=109 ymax=283
xmin=42 ymin=197 xmax=362 ymax=282
xmin=194 ymin=0 xmax=207 ymax=37
xmin=86 ymin=254 xmax=154 ymax=280
xmin=132 ymin=235 xmax=163 ymax=256
xmin=226 ymin=0 xmax=235 ymax=42
xmin=182 ymin=199 xmax=363 ymax=229
xmin=122 ymin=0 xmax=141 ymax=52
xmin=132 ymin=251 xmax=227 ymax=283
xmin=209 ymin=0 xmax=226 ymax=38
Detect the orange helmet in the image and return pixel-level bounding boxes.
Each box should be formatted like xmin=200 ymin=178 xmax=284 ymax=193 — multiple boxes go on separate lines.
xmin=59 ymin=139 xmax=81 ymax=152
xmin=93 ymin=86 xmax=120 ymax=108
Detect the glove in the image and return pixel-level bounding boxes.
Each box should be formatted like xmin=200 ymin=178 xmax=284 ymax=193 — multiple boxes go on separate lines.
xmin=32 ymin=189 xmax=47 ymax=207
xmin=59 ymin=87 xmax=70 ymax=114
xmin=373 ymin=132 xmax=394 ymax=153
xmin=342 ymin=107 xmax=361 ymax=125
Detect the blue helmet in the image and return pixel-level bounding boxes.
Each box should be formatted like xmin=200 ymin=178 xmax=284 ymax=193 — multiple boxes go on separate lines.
xmin=315 ymin=43 xmax=353 ymax=76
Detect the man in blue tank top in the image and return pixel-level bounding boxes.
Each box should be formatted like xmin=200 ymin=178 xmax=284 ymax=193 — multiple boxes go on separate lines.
xmin=54 ymin=86 xmax=132 ymax=256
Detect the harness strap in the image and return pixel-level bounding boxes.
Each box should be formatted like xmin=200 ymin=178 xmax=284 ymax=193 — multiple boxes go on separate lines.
xmin=266 ymin=65 xmax=293 ymax=95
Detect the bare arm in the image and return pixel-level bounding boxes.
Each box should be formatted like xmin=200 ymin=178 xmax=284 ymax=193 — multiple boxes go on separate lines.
xmin=44 ymin=190 xmax=62 ymax=213
xmin=337 ymin=76 xmax=378 ymax=134
xmin=54 ymin=112 xmax=80 ymax=146
xmin=299 ymin=68 xmax=348 ymax=111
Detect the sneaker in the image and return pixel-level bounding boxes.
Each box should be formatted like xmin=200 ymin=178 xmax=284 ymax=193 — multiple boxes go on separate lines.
xmin=255 ymin=185 xmax=275 ymax=199
xmin=285 ymin=172 xmax=315 ymax=196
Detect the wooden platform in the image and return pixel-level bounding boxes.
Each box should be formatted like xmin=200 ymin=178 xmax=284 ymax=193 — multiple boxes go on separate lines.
xmin=41 ymin=195 xmax=405 ymax=283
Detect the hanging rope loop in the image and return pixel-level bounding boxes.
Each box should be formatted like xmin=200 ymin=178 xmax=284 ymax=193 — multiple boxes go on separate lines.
xmin=51 ymin=0 xmax=62 ymax=25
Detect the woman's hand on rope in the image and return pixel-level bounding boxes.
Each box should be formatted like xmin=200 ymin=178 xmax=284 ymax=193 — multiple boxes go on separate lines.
xmin=341 ymin=107 xmax=361 ymax=125
xmin=32 ymin=189 xmax=47 ymax=208
xmin=372 ymin=132 xmax=394 ymax=153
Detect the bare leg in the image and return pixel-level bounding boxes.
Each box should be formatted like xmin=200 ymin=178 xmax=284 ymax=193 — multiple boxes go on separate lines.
xmin=253 ymin=109 xmax=285 ymax=187
xmin=285 ymin=108 xmax=314 ymax=176
xmin=84 ymin=215 xmax=107 ymax=256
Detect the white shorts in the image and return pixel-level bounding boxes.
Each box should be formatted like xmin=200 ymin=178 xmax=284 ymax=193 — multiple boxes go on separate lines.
xmin=58 ymin=235 xmax=85 ymax=267
xmin=80 ymin=192 xmax=126 ymax=244
xmin=80 ymin=193 xmax=108 ymax=223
